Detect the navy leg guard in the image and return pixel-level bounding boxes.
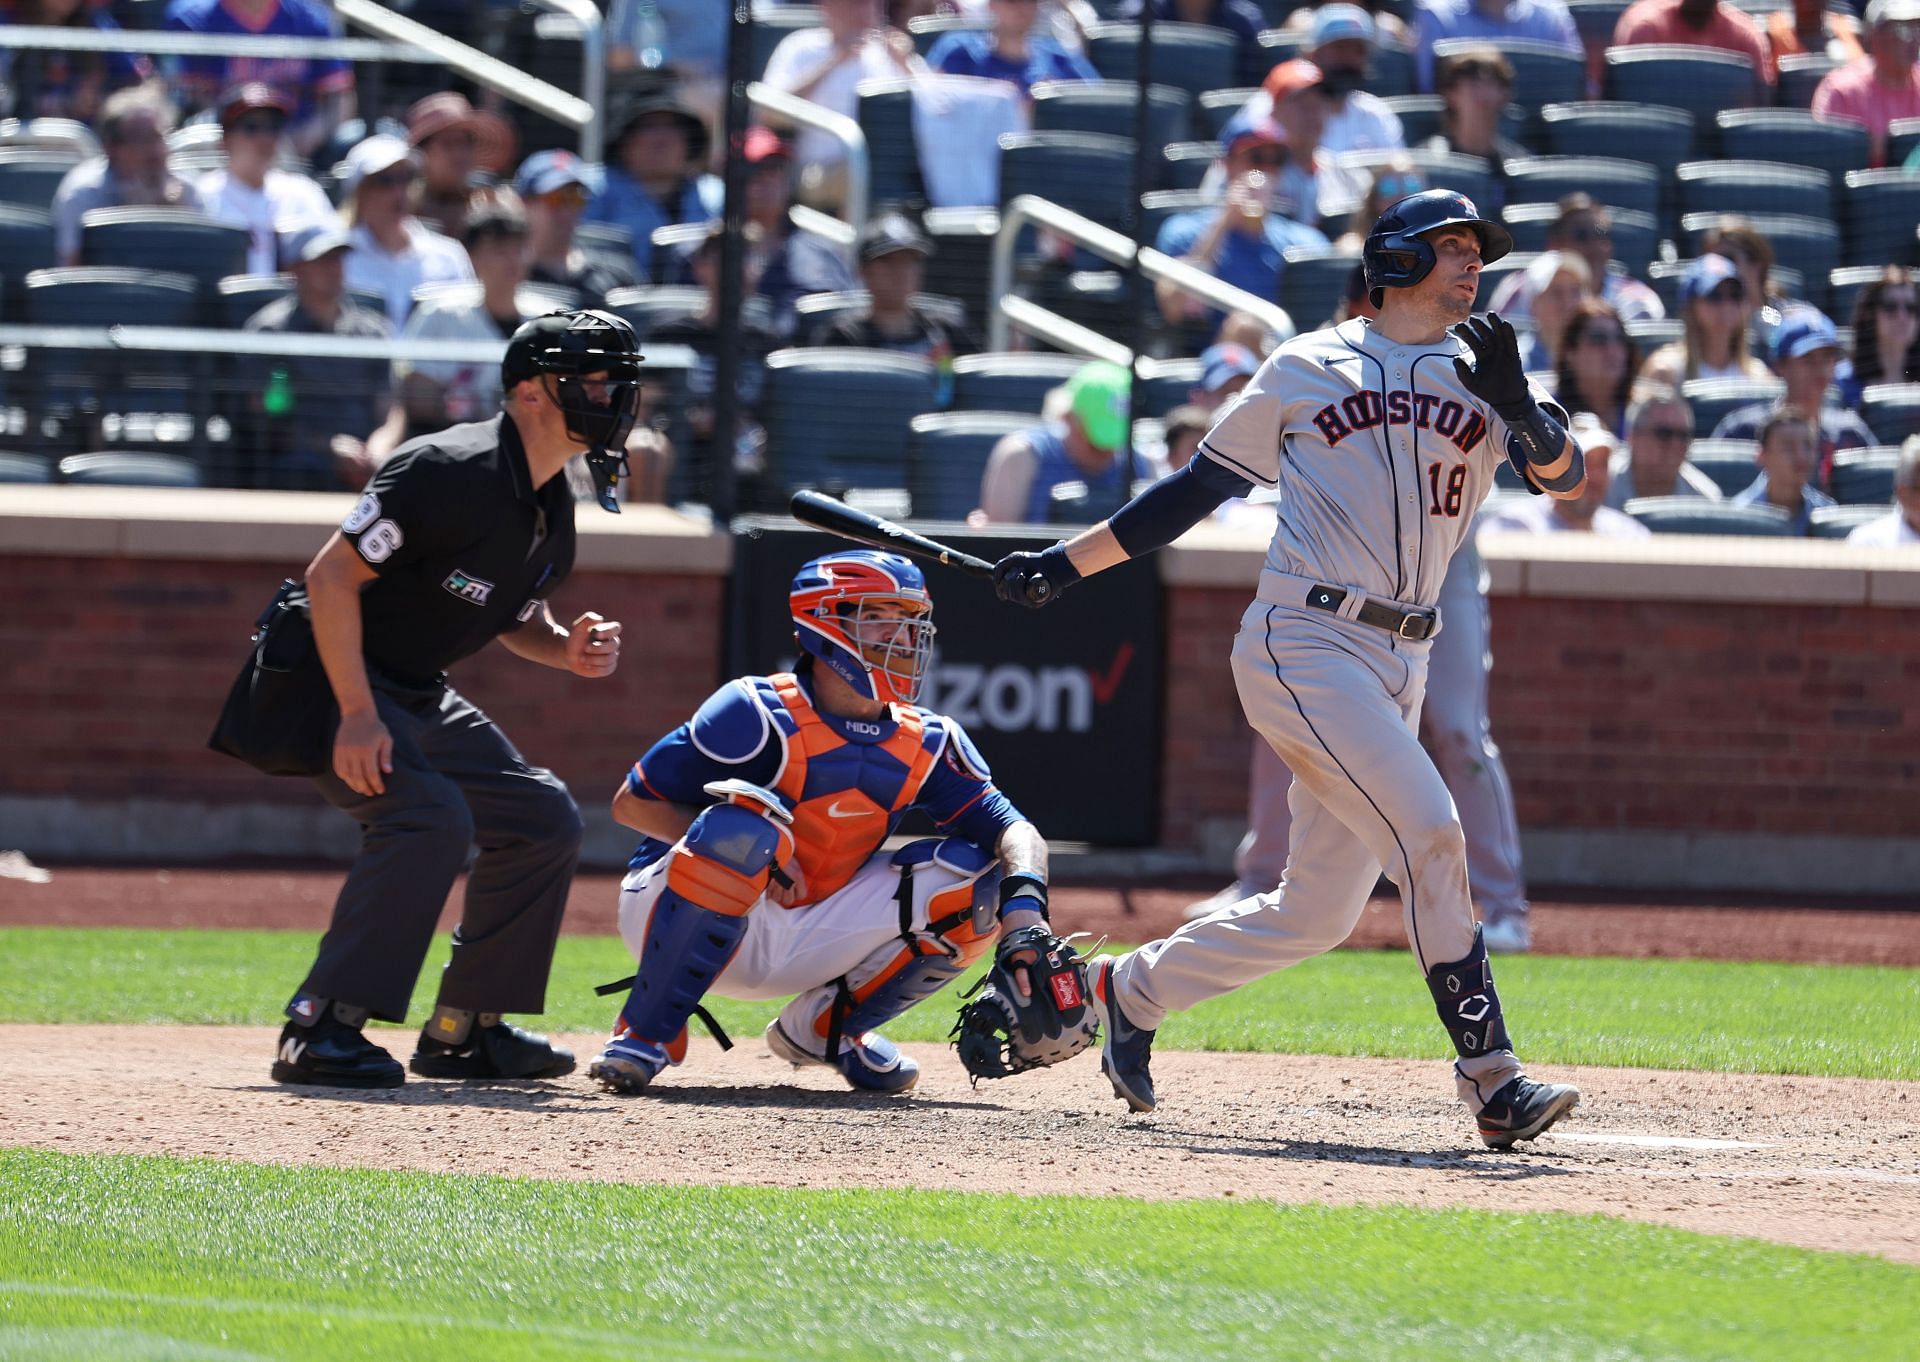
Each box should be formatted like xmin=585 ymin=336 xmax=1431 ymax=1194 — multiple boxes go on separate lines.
xmin=1424 ymin=924 xmax=1514 ymax=1059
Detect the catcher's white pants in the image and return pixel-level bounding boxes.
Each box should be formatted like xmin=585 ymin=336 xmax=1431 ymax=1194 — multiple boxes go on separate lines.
xmin=617 ymin=850 xmax=978 ymax=1057
xmin=1112 ymin=586 xmax=1523 ymax=1107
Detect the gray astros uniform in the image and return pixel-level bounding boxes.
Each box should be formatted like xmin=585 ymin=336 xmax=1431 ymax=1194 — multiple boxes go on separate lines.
xmin=1109 ymin=316 xmax=1557 ymax=1109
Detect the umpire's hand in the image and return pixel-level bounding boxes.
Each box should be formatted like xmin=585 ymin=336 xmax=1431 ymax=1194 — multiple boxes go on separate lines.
xmin=334 ymin=710 xmax=393 ymax=797
xmin=566 ymin=612 xmax=622 ymax=678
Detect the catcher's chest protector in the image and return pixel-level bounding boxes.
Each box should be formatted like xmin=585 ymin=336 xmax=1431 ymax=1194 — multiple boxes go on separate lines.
xmin=762 ymin=673 xmax=940 ymax=905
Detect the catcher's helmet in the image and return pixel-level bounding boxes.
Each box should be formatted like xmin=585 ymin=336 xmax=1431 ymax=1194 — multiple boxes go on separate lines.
xmin=1361 ymin=189 xmax=1513 ymax=307
xmin=502 ymin=308 xmax=643 ymax=513
xmin=790 ymin=550 xmax=936 ymax=706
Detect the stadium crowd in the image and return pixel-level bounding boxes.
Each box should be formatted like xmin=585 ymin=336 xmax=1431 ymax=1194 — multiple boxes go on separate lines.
xmin=0 ymin=0 xmax=1915 ymax=542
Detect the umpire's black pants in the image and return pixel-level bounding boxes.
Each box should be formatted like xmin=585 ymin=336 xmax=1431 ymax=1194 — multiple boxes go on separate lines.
xmin=299 ymin=680 xmax=583 ymax=1023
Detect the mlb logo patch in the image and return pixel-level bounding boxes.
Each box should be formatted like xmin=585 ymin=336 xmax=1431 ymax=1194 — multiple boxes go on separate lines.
xmin=443 ymin=570 xmax=495 ymax=605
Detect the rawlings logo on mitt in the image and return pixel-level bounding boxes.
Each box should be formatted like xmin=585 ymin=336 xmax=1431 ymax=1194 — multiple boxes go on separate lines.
xmin=951 ymin=924 xmax=1099 ymax=1080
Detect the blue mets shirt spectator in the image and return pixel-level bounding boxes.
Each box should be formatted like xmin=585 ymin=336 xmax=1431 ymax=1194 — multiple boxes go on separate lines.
xmin=164 ymin=0 xmax=355 ymax=157
xmin=1413 ymin=0 xmax=1582 ymax=92
xmin=0 ymin=0 xmax=154 ymax=123
xmin=584 ymin=92 xmax=722 ymax=282
xmin=928 ymin=9 xmax=1099 ymax=98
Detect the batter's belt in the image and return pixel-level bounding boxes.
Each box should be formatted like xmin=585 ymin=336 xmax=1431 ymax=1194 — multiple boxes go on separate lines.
xmin=1256 ymin=569 xmax=1442 ymax=641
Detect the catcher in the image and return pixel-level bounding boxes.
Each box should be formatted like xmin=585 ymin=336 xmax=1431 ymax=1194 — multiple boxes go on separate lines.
xmin=589 ymin=549 xmax=1095 ymax=1095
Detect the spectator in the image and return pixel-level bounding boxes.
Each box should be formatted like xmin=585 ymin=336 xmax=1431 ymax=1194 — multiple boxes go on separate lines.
xmin=1122 ymin=0 xmax=1269 ymax=88
xmin=1765 ymin=0 xmax=1864 ymax=68
xmin=1639 ymin=254 xmax=1770 ymax=386
xmin=1845 ymin=435 xmax=1920 ymax=544
xmin=734 ymin=127 xmax=858 ymax=340
xmin=1712 ymin=309 xmax=1874 ymax=488
xmin=1162 ymin=403 xmax=1213 ymax=467
xmin=1332 ymin=156 xmax=1428 ymax=252
xmin=1262 ymin=59 xmax=1335 ymax=227
xmin=1606 ymin=385 xmax=1723 ymax=506
xmin=1419 ymin=46 xmax=1526 ymax=208
xmin=1730 ymin=405 xmax=1834 ymax=531
xmin=51 ymin=85 xmax=204 ymax=266
xmin=164 ymin=0 xmax=355 ymax=158
xmin=517 ymin=151 xmax=637 ymax=307
xmin=1217 ymin=305 xmax=1291 ymax=354
xmin=607 ymin=0 xmax=729 ymax=131
xmin=197 ymin=83 xmax=332 ymax=277
xmin=1537 ymin=194 xmax=1664 ymax=323
xmin=1839 ymin=264 xmax=1920 ymax=404
xmin=1811 ymin=0 xmax=1920 ymax=167
xmin=242 ymin=222 xmax=393 ymax=490
xmin=1693 ymin=217 xmax=1787 ymax=358
xmin=339 ymin=134 xmax=475 ymax=327
xmin=584 ymin=92 xmax=722 ymax=283
xmin=1482 ymin=412 xmax=1652 ymax=535
xmin=1509 ymin=250 xmax=1594 ymax=372
xmin=928 ymin=0 xmax=1099 ymax=98
xmin=1192 ymin=342 xmax=1261 ymax=410
xmin=1155 ymin=112 xmax=1328 ymax=335
xmin=1553 ymin=300 xmax=1639 ymax=437
xmin=1413 ymin=0 xmax=1582 ymax=93
xmin=406 ymin=92 xmax=517 ymax=242
xmin=649 ymin=222 xmax=780 ymax=481
xmin=0 ymin=0 xmax=154 ymax=124
xmin=1612 ymin=0 xmax=1776 ymax=86
xmin=762 ymin=0 xmax=920 ymax=209
xmin=1308 ymin=5 xmax=1409 ymax=213
xmin=807 ymin=212 xmax=979 ymax=372
xmin=977 ymin=360 xmax=1145 ymax=524
xmin=1282 ymin=0 xmax=1414 ymax=45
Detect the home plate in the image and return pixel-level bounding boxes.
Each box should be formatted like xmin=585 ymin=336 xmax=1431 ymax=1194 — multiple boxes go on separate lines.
xmin=1555 ymin=1133 xmax=1773 ymax=1151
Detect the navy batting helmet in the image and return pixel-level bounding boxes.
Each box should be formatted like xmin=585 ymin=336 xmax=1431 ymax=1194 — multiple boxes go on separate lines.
xmin=1361 ymin=189 xmax=1513 ymax=307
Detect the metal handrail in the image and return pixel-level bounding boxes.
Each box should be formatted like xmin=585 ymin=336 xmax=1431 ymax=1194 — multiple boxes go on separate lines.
xmin=0 ymin=24 xmax=420 ymax=62
xmin=988 ymin=194 xmax=1295 ymax=352
xmin=0 ymin=323 xmax=694 ymax=369
xmin=997 ymin=296 xmax=1131 ymax=366
xmin=518 ymin=0 xmax=609 ymax=164
xmin=333 ymin=0 xmax=598 ymax=161
xmin=747 ymin=81 xmax=869 ymax=232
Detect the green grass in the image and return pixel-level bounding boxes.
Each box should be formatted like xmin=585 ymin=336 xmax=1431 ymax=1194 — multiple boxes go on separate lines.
xmin=3 ymin=926 xmax=1917 ymax=1079
xmin=1 ymin=1149 xmax=1914 ymax=1362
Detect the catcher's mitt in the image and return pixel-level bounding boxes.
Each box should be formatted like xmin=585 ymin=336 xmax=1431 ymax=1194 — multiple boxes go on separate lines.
xmin=951 ymin=925 xmax=1098 ymax=1080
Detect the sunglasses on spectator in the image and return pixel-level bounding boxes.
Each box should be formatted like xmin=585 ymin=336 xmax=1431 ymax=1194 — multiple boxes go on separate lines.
xmin=1579 ymin=328 xmax=1626 ymax=346
xmin=1879 ymin=295 xmax=1918 ymax=315
xmin=1561 ymin=224 xmax=1609 ymax=243
xmin=1644 ymin=425 xmax=1692 ymax=443
xmin=1243 ymin=147 xmax=1289 ymax=168
xmin=364 ymin=169 xmax=413 ymax=190
xmin=538 ymin=185 xmax=590 ymax=208
xmin=229 ymin=114 xmax=284 ymax=137
xmin=1703 ymin=284 xmax=1744 ymax=303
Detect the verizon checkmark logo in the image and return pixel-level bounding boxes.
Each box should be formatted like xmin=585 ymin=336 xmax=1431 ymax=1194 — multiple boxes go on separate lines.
xmin=1087 ymin=642 xmax=1134 ymax=706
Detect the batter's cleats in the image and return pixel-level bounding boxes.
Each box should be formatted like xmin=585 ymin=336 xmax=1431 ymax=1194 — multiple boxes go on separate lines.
xmin=271 ymin=1015 xmax=404 ymax=1089
xmin=765 ymin=1019 xmax=921 ymax=1093
xmin=1477 ymin=1075 xmax=1580 ymax=1149
xmin=410 ymin=1021 xmax=575 ymax=1080
xmin=1480 ymin=915 xmax=1532 ymax=954
xmin=1089 ymin=956 xmax=1156 ymax=1113
xmin=588 ymin=1020 xmax=676 ymax=1095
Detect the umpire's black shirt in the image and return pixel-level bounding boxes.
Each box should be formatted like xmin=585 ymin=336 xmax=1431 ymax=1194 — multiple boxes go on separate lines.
xmin=318 ymin=414 xmax=576 ymax=687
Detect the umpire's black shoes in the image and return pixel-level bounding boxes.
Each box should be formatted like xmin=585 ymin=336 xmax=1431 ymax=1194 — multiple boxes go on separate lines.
xmin=410 ymin=1020 xmax=576 ymax=1080
xmin=271 ymin=1014 xmax=405 ymax=1089
xmin=1476 ymin=1075 xmax=1580 ymax=1150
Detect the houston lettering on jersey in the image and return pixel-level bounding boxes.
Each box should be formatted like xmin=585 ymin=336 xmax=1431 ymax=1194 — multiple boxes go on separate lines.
xmin=1311 ymin=391 xmax=1488 ymax=453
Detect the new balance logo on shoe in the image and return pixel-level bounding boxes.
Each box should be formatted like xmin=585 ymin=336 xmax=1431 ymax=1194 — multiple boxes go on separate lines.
xmin=279 ymin=1036 xmax=307 ymax=1067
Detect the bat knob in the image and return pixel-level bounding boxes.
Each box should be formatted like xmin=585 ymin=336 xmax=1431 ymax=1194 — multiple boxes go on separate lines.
xmin=1025 ymin=577 xmax=1052 ymax=607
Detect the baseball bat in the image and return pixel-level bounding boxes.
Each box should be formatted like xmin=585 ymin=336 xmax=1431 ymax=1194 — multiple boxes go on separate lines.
xmin=789 ymin=490 xmax=996 ymax=579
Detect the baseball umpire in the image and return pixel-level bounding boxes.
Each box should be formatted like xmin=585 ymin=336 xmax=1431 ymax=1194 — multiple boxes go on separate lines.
xmin=222 ymin=308 xmax=644 ymax=1089
xmin=991 ymin=191 xmax=1585 ymax=1149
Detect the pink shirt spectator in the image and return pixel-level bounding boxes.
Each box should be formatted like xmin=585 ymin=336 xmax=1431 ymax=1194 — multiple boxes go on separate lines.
xmin=1812 ymin=59 xmax=1920 ymax=165
xmin=1613 ymin=0 xmax=1776 ymax=83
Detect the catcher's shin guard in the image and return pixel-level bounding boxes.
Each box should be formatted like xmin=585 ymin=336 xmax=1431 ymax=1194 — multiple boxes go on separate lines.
xmin=1424 ymin=924 xmax=1514 ymax=1059
xmin=614 ymin=802 xmax=780 ymax=1047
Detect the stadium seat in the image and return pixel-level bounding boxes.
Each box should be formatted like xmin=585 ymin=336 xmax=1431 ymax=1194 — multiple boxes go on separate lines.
xmin=1604 ymin=46 xmax=1759 ymax=134
xmin=78 ymin=208 xmax=247 ymax=323
xmin=1842 ymin=170 xmax=1920 ymax=269
xmin=1888 ymin=118 xmax=1920 ymax=171
xmin=1683 ymin=439 xmax=1762 ymax=497
xmin=998 ymin=132 xmax=1138 ymax=233
xmin=1776 ymin=52 xmax=1840 ymax=109
xmin=905 ymin=11 xmax=989 ymax=57
xmin=1503 ymin=156 xmax=1661 ymax=221
xmin=761 ymin=348 xmax=938 ymax=492
xmin=792 ymin=289 xmax=968 ymax=339
xmin=1500 ymin=202 xmax=1660 ymax=276
xmin=1860 ymin=385 xmax=1920 ymax=447
xmin=1681 ymin=378 xmax=1783 ymax=437
xmin=1829 ymin=447 xmax=1904 ymax=504
xmin=1674 ymin=162 xmax=1832 ymax=226
xmin=1380 ymin=96 xmax=1528 ymax=150
xmin=1808 ymin=504 xmax=1888 ymax=537
xmin=1476 ymin=253 xmax=1535 ymax=310
xmin=601 ymin=285 xmax=708 ymax=338
xmin=0 ymin=203 xmax=56 ymax=315
xmin=1433 ymin=38 xmax=1583 ymax=126
xmin=217 ymin=275 xmax=294 ymax=329
xmin=1826 ymin=265 xmax=1884 ymax=327
xmin=0 ymin=148 xmax=81 ymax=209
xmin=1714 ymin=109 xmax=1870 ymax=179
xmin=952 ymin=352 xmax=1086 ymax=414
xmin=1196 ymin=88 xmax=1257 ymax=140
xmin=1083 ymin=22 xmax=1239 ymax=100
xmin=1280 ymin=247 xmax=1361 ymax=331
xmin=57 ymin=451 xmax=203 ymax=486
xmin=1135 ymin=357 xmax=1203 ymax=418
xmin=1627 ymin=317 xmax=1684 ymax=351
xmin=0 ymin=451 xmax=53 ymax=482
xmin=1140 ymin=188 xmax=1211 ymax=244
xmin=1032 ymin=81 xmax=1189 ymax=151
xmin=574 ymin=221 xmax=633 ymax=270
xmin=1538 ymin=102 xmax=1695 ymax=180
xmin=922 ymin=206 xmax=999 ymax=335
xmin=1566 ymin=0 xmax=1633 ymax=47
xmin=1344 ymin=149 xmax=1495 ymax=210
xmin=856 ymin=79 xmax=923 ymax=210
xmin=747 ymin=5 xmax=819 ymax=81
xmin=906 ymin=410 xmax=1030 ymax=521
xmin=25 ymin=265 xmax=198 ymax=327
xmin=1159 ymin=141 xmax=1221 ymax=192
xmin=1 ymin=117 xmax=99 ymax=159
xmin=1623 ymin=496 xmax=1795 ymax=536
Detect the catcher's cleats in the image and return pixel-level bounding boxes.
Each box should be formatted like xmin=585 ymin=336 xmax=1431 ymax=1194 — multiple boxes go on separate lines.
xmin=765 ymin=1019 xmax=921 ymax=1093
xmin=1476 ymin=1075 xmax=1579 ymax=1150
xmin=588 ymin=1020 xmax=678 ymax=1095
xmin=1089 ymin=956 xmax=1157 ymax=1113
xmin=951 ymin=924 xmax=1098 ymax=1080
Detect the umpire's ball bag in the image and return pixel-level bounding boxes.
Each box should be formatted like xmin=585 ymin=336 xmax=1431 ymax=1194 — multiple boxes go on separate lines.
xmin=207 ymin=579 xmax=338 ymax=778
